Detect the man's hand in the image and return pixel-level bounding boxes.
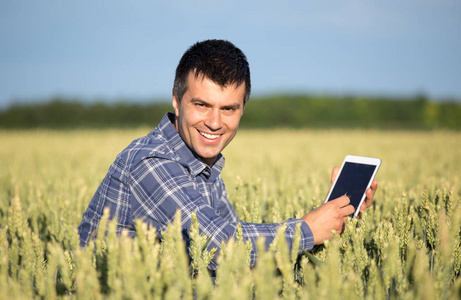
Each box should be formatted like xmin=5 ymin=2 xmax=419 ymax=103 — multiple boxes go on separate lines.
xmin=330 ymin=166 xmax=378 ymax=216
xmin=302 ymin=167 xmax=379 ymax=245
xmin=302 ymin=195 xmax=354 ymax=244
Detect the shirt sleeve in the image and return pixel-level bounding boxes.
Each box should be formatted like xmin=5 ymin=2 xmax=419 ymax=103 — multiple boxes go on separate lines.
xmin=78 ymin=156 xmax=137 ymax=248
xmin=129 ymin=157 xmax=314 ymax=270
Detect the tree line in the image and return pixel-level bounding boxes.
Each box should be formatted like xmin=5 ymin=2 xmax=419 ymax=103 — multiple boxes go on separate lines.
xmin=1 ymin=94 xmax=460 ymax=129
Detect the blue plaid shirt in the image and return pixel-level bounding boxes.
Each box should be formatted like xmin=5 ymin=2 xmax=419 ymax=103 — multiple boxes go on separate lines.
xmin=78 ymin=112 xmax=314 ymax=269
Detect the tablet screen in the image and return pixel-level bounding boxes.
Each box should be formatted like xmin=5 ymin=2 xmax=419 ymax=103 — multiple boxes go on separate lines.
xmin=327 ymin=162 xmax=377 ymax=212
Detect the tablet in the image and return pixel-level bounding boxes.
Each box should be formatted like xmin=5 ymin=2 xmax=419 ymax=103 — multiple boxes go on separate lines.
xmin=324 ymin=155 xmax=381 ymax=217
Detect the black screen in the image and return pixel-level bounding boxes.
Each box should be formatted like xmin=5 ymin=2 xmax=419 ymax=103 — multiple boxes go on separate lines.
xmin=327 ymin=162 xmax=376 ymax=214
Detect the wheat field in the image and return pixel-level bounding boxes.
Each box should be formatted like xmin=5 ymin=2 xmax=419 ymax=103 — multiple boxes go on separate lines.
xmin=1 ymin=128 xmax=460 ymax=299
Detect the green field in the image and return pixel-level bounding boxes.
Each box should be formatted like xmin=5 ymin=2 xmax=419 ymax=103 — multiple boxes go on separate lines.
xmin=1 ymin=128 xmax=461 ymax=299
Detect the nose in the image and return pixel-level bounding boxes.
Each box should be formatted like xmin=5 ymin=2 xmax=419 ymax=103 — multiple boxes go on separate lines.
xmin=204 ymin=109 xmax=222 ymax=130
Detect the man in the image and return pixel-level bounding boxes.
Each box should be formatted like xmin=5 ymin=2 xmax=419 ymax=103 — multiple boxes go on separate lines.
xmin=78 ymin=39 xmax=377 ymax=270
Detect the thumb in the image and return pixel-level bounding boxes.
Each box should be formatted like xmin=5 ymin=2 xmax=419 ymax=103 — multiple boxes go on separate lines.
xmin=331 ymin=167 xmax=340 ymax=185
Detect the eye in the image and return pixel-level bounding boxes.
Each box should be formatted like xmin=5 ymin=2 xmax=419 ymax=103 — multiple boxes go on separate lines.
xmin=193 ymin=102 xmax=208 ymax=110
xmin=223 ymin=105 xmax=239 ymax=112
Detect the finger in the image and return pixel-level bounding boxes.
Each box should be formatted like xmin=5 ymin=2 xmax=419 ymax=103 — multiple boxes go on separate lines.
xmin=363 ymin=187 xmax=375 ymax=209
xmin=367 ymin=181 xmax=377 ymax=199
xmin=331 ymin=167 xmax=340 ymax=185
xmin=361 ymin=194 xmax=372 ymax=212
xmin=331 ymin=195 xmax=351 ymax=207
xmin=370 ymin=179 xmax=378 ymax=192
xmin=342 ymin=204 xmax=355 ymax=216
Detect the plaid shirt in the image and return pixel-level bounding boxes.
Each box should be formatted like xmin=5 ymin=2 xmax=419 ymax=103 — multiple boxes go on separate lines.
xmin=78 ymin=112 xmax=314 ymax=269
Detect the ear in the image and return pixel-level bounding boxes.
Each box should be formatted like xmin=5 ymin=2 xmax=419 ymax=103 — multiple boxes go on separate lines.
xmin=172 ymin=95 xmax=180 ymax=116
xmin=239 ymin=99 xmax=246 ymax=116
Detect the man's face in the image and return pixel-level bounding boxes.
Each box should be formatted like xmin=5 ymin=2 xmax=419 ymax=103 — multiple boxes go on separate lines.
xmin=172 ymin=71 xmax=245 ymax=166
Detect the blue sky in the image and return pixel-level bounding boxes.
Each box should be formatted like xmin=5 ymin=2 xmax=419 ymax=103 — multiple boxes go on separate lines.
xmin=1 ymin=0 xmax=460 ymax=108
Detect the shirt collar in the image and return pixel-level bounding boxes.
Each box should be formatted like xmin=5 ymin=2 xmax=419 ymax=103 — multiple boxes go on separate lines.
xmin=158 ymin=112 xmax=225 ymax=180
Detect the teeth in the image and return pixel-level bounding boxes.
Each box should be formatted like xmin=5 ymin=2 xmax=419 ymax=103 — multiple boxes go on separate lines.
xmin=199 ymin=131 xmax=220 ymax=139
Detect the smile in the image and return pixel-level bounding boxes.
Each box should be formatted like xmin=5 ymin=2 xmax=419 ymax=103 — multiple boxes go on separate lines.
xmin=199 ymin=131 xmax=221 ymax=140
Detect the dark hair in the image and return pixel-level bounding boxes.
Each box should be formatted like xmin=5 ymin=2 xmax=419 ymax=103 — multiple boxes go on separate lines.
xmin=173 ymin=39 xmax=251 ymax=105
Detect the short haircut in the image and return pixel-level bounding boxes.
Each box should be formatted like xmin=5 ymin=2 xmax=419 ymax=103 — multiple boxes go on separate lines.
xmin=173 ymin=39 xmax=251 ymax=105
